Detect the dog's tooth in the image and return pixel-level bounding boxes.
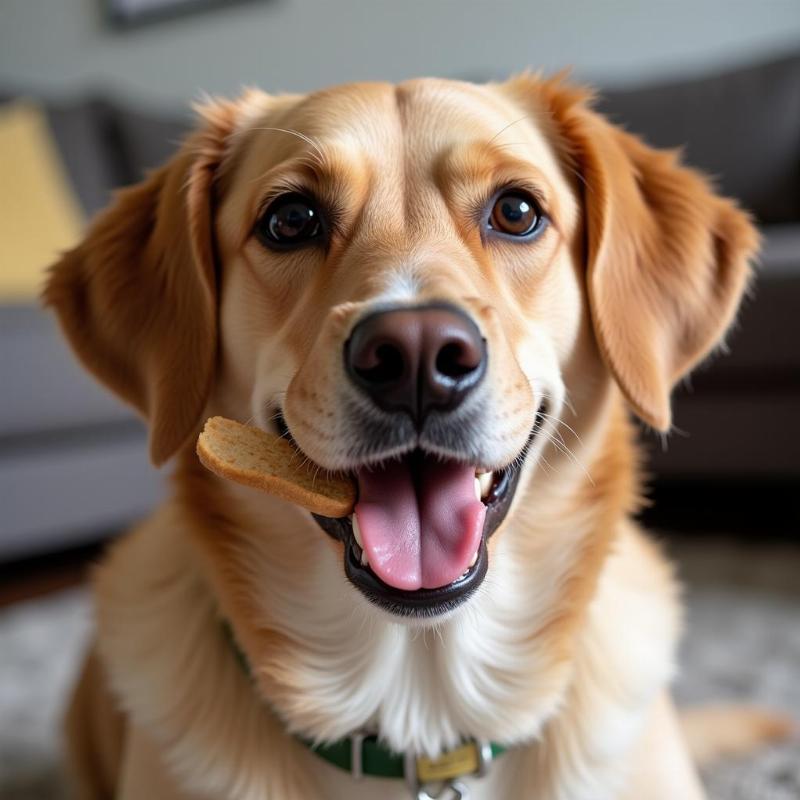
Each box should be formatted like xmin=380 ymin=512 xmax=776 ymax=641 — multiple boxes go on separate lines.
xmin=360 ymin=549 xmax=369 ymax=567
xmin=469 ymin=550 xmax=479 ymax=568
xmin=478 ymin=472 xmax=494 ymax=499
xmin=352 ymin=514 xmax=363 ymax=547
xmin=474 ymin=477 xmax=482 ymax=502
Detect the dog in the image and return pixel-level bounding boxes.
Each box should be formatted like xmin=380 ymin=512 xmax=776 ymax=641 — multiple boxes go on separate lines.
xmin=45 ymin=73 xmax=775 ymax=799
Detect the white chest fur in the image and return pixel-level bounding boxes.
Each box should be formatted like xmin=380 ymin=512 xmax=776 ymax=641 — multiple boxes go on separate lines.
xmin=94 ymin=500 xmax=678 ymax=800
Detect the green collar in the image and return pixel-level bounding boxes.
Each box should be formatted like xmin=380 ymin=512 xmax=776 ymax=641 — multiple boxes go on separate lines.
xmin=222 ymin=620 xmax=507 ymax=785
xmin=307 ymin=733 xmax=506 ymax=784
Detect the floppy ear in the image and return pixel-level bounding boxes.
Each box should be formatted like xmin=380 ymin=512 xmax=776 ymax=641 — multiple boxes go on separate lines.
xmin=43 ymin=101 xmax=238 ymax=464
xmin=512 ymin=77 xmax=759 ymax=430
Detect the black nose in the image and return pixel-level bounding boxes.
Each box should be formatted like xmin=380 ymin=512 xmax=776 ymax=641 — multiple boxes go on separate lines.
xmin=344 ymin=303 xmax=487 ymax=425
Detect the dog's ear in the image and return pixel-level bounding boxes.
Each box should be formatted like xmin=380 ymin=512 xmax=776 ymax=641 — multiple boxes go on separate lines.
xmin=43 ymin=100 xmax=239 ymax=464
xmin=507 ymin=76 xmax=759 ymax=430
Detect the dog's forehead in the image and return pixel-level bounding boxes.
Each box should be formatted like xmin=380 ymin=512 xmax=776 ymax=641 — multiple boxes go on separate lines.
xmin=235 ymin=79 xmax=563 ymax=184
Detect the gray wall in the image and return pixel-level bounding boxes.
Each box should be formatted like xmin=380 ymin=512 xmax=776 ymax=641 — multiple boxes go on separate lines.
xmin=1 ymin=0 xmax=799 ymax=108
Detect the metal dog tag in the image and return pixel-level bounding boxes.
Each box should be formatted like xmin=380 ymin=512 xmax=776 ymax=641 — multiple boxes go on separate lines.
xmin=416 ymin=779 xmax=468 ymax=800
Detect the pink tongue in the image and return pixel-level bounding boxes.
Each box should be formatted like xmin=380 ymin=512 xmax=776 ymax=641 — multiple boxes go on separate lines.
xmin=355 ymin=456 xmax=485 ymax=591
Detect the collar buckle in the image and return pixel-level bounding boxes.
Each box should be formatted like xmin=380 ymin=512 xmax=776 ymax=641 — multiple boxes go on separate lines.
xmin=404 ymin=739 xmax=492 ymax=800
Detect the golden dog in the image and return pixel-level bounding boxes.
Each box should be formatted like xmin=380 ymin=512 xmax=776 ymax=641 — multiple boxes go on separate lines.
xmin=46 ymin=74 xmax=771 ymax=799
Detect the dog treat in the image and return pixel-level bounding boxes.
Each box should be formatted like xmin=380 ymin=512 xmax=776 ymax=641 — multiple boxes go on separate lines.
xmin=197 ymin=416 xmax=356 ymax=517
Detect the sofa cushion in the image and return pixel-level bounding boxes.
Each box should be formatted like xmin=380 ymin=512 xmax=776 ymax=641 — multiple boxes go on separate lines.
xmin=759 ymin=223 xmax=800 ymax=275
xmin=111 ymin=104 xmax=191 ymax=182
xmin=0 ymin=101 xmax=84 ymax=302
xmin=0 ymin=429 xmax=161 ymax=561
xmin=45 ymin=98 xmax=127 ymax=217
xmin=646 ymin=392 xmax=800 ymax=478
xmin=597 ymin=52 xmax=800 ymax=224
xmin=0 ymin=305 xmax=134 ymax=438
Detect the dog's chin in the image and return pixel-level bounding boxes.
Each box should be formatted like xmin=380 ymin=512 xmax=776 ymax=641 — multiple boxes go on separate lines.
xmin=275 ymin=410 xmax=545 ymax=621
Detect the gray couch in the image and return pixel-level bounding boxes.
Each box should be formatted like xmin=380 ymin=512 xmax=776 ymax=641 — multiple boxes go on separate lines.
xmin=0 ymin=100 xmax=180 ymax=560
xmin=2 ymin=53 xmax=798 ymax=561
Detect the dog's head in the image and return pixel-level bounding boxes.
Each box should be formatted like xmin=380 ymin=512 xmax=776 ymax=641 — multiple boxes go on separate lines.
xmin=45 ymin=77 xmax=757 ymax=622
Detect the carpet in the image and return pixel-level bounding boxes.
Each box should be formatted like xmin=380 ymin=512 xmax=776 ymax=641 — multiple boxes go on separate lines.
xmin=0 ymin=536 xmax=797 ymax=799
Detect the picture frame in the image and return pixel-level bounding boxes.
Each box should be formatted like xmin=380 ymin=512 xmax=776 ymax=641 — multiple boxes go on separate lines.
xmin=105 ymin=0 xmax=262 ymax=29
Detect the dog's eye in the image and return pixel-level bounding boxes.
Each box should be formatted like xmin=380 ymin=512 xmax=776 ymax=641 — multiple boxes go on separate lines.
xmin=488 ymin=191 xmax=542 ymax=237
xmin=255 ymin=193 xmax=323 ymax=248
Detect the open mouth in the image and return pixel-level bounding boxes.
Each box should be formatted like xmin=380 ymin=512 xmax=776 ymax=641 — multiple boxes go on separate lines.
xmin=279 ymin=412 xmax=542 ymax=618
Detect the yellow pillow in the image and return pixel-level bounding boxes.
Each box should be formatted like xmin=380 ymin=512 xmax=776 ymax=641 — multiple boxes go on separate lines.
xmin=0 ymin=101 xmax=84 ymax=302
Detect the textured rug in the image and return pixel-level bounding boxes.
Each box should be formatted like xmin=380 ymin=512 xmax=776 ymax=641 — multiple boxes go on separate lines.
xmin=0 ymin=536 xmax=798 ymax=799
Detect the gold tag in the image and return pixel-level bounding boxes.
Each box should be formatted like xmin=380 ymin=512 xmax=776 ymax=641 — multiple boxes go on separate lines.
xmin=416 ymin=742 xmax=479 ymax=783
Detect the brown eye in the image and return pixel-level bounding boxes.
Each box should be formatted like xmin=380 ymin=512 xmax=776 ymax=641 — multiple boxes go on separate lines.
xmin=488 ymin=191 xmax=542 ymax=237
xmin=255 ymin=193 xmax=323 ymax=248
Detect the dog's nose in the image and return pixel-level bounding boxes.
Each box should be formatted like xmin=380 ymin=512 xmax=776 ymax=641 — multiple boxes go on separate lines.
xmin=345 ymin=304 xmax=486 ymax=424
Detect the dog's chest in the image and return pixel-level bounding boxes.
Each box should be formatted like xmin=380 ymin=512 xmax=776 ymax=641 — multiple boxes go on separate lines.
xmin=96 ymin=506 xmax=678 ymax=800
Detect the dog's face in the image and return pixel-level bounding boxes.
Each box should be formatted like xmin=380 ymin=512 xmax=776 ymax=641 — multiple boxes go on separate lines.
xmin=45 ymin=77 xmax=756 ymax=624
xmin=213 ymin=81 xmax=588 ymax=614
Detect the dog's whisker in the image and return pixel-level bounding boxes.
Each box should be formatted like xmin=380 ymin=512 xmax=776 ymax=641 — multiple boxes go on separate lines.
xmin=537 ymin=452 xmax=555 ymax=474
xmin=562 ymin=161 xmax=588 ymax=189
xmin=561 ymin=388 xmax=578 ymax=416
xmin=539 ymin=428 xmax=594 ymax=486
xmin=537 ymin=411 xmax=584 ymax=448
xmin=486 ymin=115 xmax=531 ymax=147
xmin=249 ymin=126 xmax=327 ymax=166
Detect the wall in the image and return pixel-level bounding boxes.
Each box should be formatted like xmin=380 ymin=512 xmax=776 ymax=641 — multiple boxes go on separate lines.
xmin=1 ymin=0 xmax=799 ymax=109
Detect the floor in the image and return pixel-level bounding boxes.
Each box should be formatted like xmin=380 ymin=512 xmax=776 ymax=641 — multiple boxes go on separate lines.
xmin=0 ymin=534 xmax=798 ymax=800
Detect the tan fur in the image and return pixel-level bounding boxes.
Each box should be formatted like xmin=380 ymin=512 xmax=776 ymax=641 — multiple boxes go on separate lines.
xmin=46 ymin=75 xmax=783 ymax=799
xmin=680 ymin=705 xmax=796 ymax=766
xmin=504 ymin=74 xmax=759 ymax=430
xmin=63 ymin=647 xmax=126 ymax=799
xmin=42 ymin=99 xmax=239 ymax=464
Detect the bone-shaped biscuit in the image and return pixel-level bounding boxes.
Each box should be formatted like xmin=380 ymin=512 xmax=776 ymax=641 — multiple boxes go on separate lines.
xmin=196 ymin=416 xmax=356 ymax=517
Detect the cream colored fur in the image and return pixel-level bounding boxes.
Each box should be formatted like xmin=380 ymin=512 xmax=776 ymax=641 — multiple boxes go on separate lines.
xmin=90 ymin=466 xmax=687 ymax=799
xmin=49 ymin=75 xmax=766 ymax=799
